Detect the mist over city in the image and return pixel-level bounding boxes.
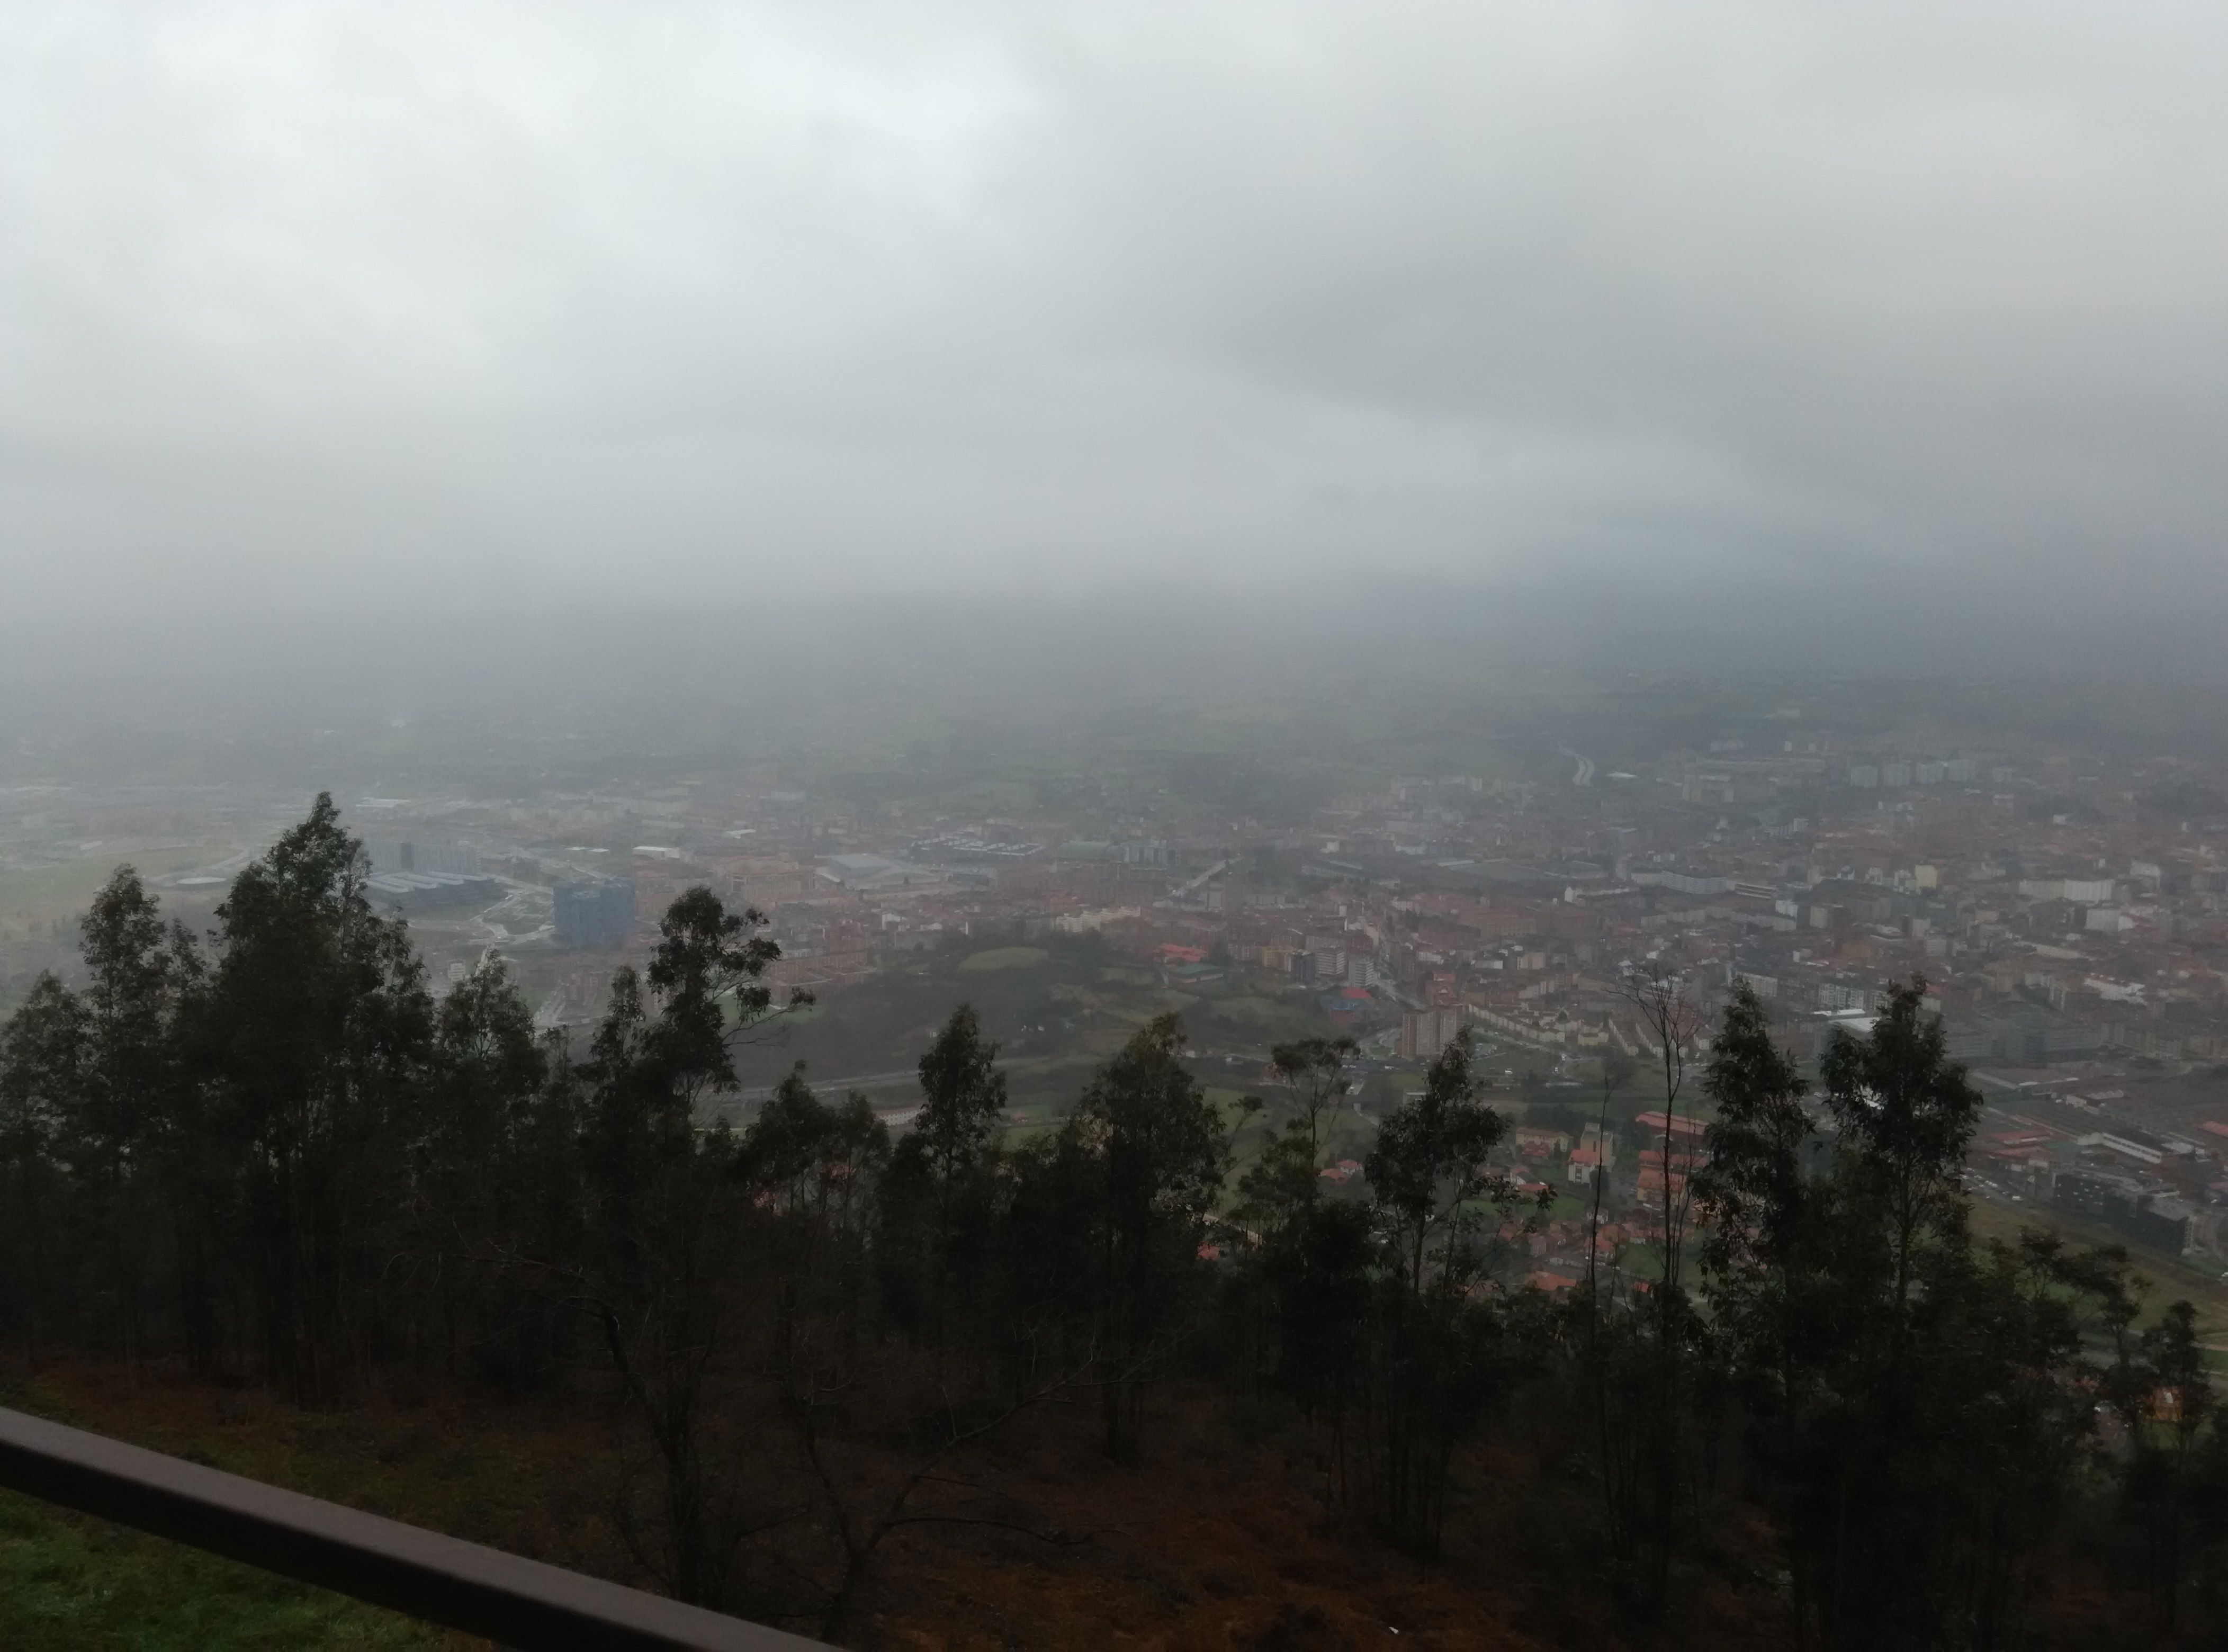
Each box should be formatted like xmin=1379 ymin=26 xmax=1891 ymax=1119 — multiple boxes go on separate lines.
xmin=7 ymin=6 xmax=2228 ymax=1648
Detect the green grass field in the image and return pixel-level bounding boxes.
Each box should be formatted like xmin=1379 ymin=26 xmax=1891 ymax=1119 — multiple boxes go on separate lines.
xmin=0 ymin=835 xmax=246 ymax=915
xmin=957 ymin=946 xmax=1049 ymax=974
xmin=0 ymin=1491 xmax=462 ymax=1649
xmin=1967 ymin=1195 xmax=2228 ymax=1346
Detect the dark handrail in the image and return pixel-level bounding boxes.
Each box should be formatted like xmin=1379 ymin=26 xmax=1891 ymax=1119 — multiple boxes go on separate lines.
xmin=0 ymin=1406 xmax=825 ymax=1650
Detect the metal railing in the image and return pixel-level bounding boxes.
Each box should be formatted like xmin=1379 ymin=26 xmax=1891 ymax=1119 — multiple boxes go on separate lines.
xmin=0 ymin=1405 xmax=824 ymax=1650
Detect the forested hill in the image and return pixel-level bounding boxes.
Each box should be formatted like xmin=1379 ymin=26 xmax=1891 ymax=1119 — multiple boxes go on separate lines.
xmin=1 ymin=796 xmax=2223 ymax=1646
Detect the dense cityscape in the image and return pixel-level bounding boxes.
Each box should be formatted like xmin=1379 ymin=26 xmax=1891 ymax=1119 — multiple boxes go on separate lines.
xmin=10 ymin=683 xmax=2228 ymax=1293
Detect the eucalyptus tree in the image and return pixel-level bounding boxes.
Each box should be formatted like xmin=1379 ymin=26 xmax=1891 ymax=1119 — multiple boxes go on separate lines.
xmin=1057 ymin=1012 xmax=1231 ymax=1460
xmin=1818 ymin=975 xmax=1983 ymax=1366
xmin=72 ymin=869 xmax=204 ymax=1374
xmin=0 ymin=972 xmax=89 ymax=1365
xmin=876 ymin=1003 xmax=1008 ymax=1344
xmin=1225 ymin=1037 xmax=1363 ymax=1400
xmin=571 ymin=886 xmax=804 ymax=1606
xmin=1363 ymin=1033 xmax=1525 ymax=1552
xmin=1699 ymin=974 xmax=2119 ymax=1647
xmin=411 ymin=956 xmax=572 ymax=1382
xmin=199 ymin=795 xmax=433 ymax=1400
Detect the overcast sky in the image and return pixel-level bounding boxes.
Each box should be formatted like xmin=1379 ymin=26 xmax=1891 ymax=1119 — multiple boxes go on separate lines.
xmin=6 ymin=2 xmax=2228 ymax=640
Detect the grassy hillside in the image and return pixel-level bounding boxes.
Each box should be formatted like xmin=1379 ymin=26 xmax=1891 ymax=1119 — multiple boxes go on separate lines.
xmin=0 ymin=1359 xmax=1780 ymax=1650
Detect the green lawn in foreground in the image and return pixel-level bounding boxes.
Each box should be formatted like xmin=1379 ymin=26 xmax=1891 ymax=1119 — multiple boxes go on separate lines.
xmin=0 ymin=1491 xmax=462 ymax=1650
